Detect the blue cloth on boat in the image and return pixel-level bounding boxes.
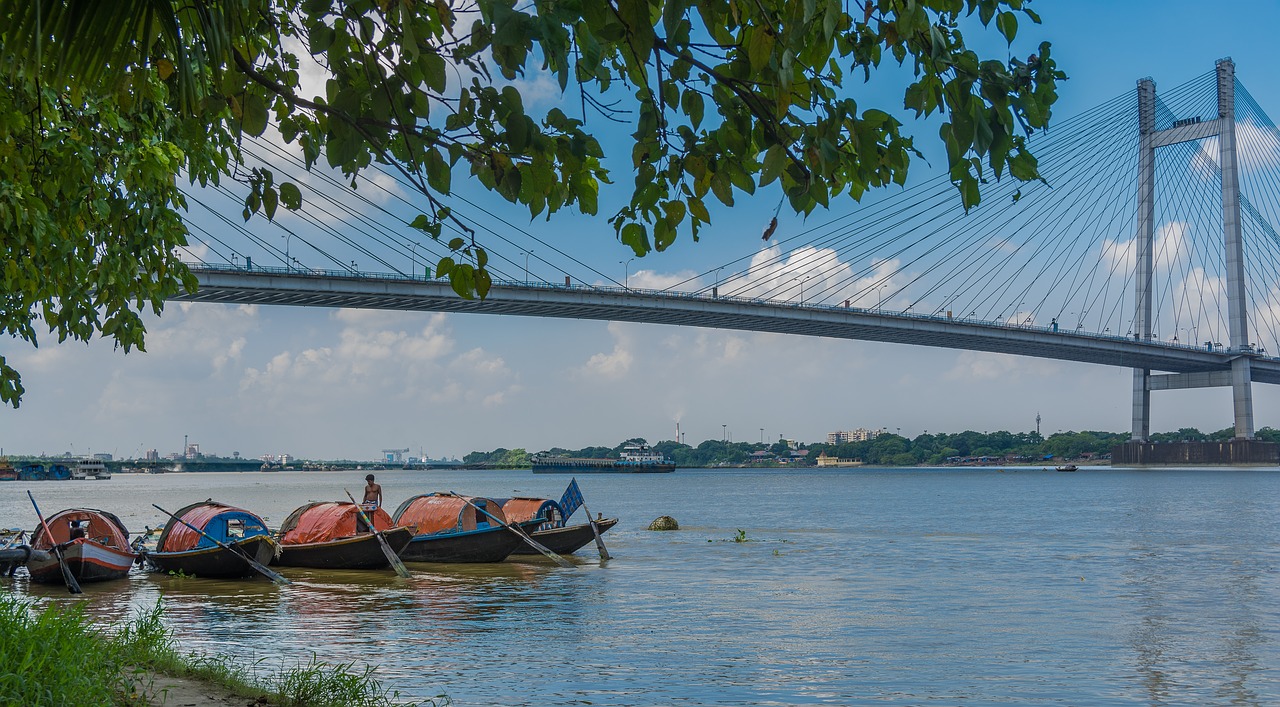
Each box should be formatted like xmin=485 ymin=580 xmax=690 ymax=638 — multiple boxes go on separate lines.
xmin=559 ymin=478 xmax=584 ymax=520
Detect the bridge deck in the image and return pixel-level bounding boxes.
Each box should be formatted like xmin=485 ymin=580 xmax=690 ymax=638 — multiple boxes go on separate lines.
xmin=175 ymin=267 xmax=1280 ymax=384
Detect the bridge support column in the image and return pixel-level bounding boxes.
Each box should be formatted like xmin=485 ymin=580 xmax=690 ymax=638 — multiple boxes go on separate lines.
xmin=1132 ymin=369 xmax=1150 ymax=441
xmin=1131 ymin=77 xmax=1156 ymax=442
xmin=1218 ymin=58 xmax=1254 ymax=439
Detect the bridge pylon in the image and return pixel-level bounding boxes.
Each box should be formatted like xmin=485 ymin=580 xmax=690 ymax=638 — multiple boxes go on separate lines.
xmin=1130 ymin=58 xmax=1254 ymax=442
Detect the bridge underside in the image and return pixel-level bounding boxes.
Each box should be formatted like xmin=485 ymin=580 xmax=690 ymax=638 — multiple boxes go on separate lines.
xmin=176 ymin=269 xmax=1280 ymax=383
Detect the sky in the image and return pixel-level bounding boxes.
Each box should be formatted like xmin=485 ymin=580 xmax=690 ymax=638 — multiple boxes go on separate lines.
xmin=7 ymin=1 xmax=1280 ymax=461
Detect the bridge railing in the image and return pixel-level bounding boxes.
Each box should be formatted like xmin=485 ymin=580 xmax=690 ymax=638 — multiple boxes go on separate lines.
xmin=184 ymin=263 xmax=1259 ymax=357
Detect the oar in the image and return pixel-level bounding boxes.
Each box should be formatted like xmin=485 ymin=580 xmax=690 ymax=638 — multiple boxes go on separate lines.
xmin=28 ymin=491 xmax=81 ymax=594
xmin=343 ymin=490 xmax=411 ymax=578
xmin=446 ymin=492 xmax=574 ymax=568
xmin=579 ymin=500 xmax=612 ymax=561
xmin=151 ymin=504 xmax=290 ymax=585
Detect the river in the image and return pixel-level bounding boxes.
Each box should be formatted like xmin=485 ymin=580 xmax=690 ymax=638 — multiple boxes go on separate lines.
xmin=3 ymin=467 xmax=1278 ymax=705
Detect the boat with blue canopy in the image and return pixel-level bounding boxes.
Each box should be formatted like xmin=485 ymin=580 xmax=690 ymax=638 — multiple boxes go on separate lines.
xmin=140 ymin=500 xmax=278 ymax=578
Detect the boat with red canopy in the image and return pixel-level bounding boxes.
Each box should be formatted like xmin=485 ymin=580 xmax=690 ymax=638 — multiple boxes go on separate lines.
xmin=392 ymin=494 xmax=528 ymax=563
xmin=495 ymin=497 xmax=618 ymax=555
xmin=28 ymin=508 xmax=136 ymax=584
xmin=275 ymin=501 xmax=413 ymax=569
xmin=142 ymin=501 xmax=278 ymax=579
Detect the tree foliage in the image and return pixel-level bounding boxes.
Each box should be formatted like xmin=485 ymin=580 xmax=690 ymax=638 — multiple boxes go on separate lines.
xmin=0 ymin=0 xmax=1064 ymax=405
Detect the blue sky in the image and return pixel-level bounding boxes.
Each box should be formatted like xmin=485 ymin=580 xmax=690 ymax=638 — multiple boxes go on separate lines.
xmin=6 ymin=1 xmax=1280 ymax=460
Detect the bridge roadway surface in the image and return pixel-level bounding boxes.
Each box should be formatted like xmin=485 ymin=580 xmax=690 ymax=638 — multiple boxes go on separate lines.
xmin=177 ymin=266 xmax=1280 ymax=385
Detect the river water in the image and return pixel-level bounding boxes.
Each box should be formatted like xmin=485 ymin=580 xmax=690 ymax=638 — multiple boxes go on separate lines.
xmin=2 ymin=467 xmax=1278 ymax=705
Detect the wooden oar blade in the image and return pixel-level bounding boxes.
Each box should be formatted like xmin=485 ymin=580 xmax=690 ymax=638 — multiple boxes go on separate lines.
xmin=581 ymin=501 xmax=612 ymax=561
xmin=343 ymin=489 xmax=411 ymax=578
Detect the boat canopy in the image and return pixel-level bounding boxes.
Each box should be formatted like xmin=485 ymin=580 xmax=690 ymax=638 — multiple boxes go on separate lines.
xmin=392 ymin=494 xmax=508 ymax=535
xmin=31 ymin=508 xmax=130 ymax=550
xmin=494 ymin=497 xmax=565 ymax=530
xmin=158 ymin=501 xmax=271 ymax=552
xmin=278 ymin=502 xmax=394 ymax=544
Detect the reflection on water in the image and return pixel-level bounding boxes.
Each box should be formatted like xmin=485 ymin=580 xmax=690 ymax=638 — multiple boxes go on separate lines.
xmin=3 ymin=468 xmax=1279 ymax=705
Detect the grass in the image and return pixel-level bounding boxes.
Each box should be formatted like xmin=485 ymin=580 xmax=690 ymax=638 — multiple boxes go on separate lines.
xmin=0 ymin=595 xmax=448 ymax=706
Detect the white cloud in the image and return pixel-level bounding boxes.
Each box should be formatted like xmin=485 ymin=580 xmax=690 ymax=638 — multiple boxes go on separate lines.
xmin=1101 ymin=220 xmax=1191 ymax=275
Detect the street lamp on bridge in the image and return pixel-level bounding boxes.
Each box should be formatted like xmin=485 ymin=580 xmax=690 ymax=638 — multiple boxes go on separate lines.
xmin=794 ymin=275 xmax=814 ymax=304
xmin=621 ymin=258 xmax=634 ymax=289
xmin=523 ymin=249 xmax=534 ymax=283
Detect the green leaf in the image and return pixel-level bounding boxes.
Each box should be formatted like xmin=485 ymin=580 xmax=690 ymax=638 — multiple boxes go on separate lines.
xmin=621 ymin=223 xmax=649 ymax=256
xmin=263 ymin=186 xmax=278 ymax=220
xmin=241 ymin=93 xmax=268 ymax=137
xmin=996 ymin=12 xmax=1018 ymax=44
xmin=280 ymin=182 xmax=302 ymax=210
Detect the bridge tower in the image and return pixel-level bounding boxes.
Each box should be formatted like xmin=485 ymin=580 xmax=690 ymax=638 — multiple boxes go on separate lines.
xmin=1131 ymin=58 xmax=1254 ymax=441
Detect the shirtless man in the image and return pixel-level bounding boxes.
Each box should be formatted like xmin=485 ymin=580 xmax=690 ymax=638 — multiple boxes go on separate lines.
xmin=358 ymin=474 xmax=382 ymax=532
xmin=363 ymin=474 xmax=383 ymax=508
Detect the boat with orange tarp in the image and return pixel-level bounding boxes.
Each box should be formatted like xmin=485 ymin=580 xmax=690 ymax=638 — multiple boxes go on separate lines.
xmin=392 ymin=494 xmax=530 ymax=563
xmin=142 ymin=501 xmax=278 ymax=579
xmin=495 ymin=497 xmax=618 ymax=555
xmin=28 ymin=508 xmax=136 ymax=584
xmin=275 ymin=501 xmax=413 ymax=569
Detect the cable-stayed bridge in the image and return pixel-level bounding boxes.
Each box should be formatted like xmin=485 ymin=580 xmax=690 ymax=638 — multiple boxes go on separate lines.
xmin=174 ymin=58 xmax=1280 ymax=450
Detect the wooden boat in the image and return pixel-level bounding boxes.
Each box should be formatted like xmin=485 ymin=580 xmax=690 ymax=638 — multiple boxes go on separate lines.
xmin=143 ymin=501 xmax=278 ymax=579
xmin=28 ymin=508 xmax=136 ymax=584
xmin=1055 ymin=464 xmax=1079 ymax=472
xmin=275 ymin=501 xmax=413 ymax=569
xmin=496 ymin=497 xmax=619 ymax=555
xmin=392 ymin=494 xmax=527 ymax=563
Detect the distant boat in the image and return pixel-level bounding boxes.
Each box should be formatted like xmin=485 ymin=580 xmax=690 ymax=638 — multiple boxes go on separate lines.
xmin=0 ymin=458 xmax=15 ymax=482
xmin=27 ymin=508 xmax=137 ymax=584
xmin=1055 ymin=464 xmax=1079 ymax=472
xmin=274 ymin=501 xmax=413 ymax=570
xmin=532 ymin=444 xmax=675 ymax=474
xmin=496 ymin=496 xmax=618 ymax=555
xmin=142 ymin=501 xmax=278 ymax=578
xmin=392 ymin=494 xmax=530 ymax=562
xmin=71 ymin=460 xmax=110 ymax=480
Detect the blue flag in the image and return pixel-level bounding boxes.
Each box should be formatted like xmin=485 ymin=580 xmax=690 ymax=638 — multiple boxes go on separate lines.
xmin=559 ymin=478 xmax=584 ymax=520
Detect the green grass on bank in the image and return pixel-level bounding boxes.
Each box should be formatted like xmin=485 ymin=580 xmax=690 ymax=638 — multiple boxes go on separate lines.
xmin=0 ymin=595 xmax=447 ymax=706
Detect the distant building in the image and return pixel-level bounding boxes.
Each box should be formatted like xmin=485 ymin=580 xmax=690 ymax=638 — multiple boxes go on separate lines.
xmin=279 ymin=454 xmax=292 ymax=466
xmin=145 ymin=449 xmax=159 ymax=461
xmin=92 ymin=453 xmax=112 ymax=461
xmin=827 ymin=428 xmax=881 ymax=445
xmin=816 ymin=452 xmax=863 ymax=468
xmin=184 ymin=443 xmax=201 ymax=460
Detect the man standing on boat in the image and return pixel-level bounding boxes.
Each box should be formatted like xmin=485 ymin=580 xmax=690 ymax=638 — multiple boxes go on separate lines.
xmin=358 ymin=474 xmax=382 ymax=533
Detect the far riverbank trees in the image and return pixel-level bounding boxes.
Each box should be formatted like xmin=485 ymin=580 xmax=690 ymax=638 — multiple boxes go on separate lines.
xmin=463 ymin=427 xmax=1280 ymax=468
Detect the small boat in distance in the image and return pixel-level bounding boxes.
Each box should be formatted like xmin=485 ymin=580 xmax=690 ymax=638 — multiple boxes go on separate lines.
xmin=70 ymin=459 xmax=111 ymax=480
xmin=532 ymin=444 xmax=675 ymax=474
xmin=393 ymin=494 xmax=528 ymax=563
xmin=274 ymin=502 xmax=413 ymax=569
xmin=496 ymin=497 xmax=619 ymax=555
xmin=28 ymin=508 xmax=137 ymax=584
xmin=1055 ymin=464 xmax=1079 ymax=472
xmin=142 ymin=501 xmax=278 ymax=578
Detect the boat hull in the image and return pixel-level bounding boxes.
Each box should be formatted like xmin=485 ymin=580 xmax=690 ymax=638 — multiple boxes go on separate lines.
xmin=511 ymin=518 xmax=619 ymax=555
xmin=400 ymin=525 xmax=526 ymax=563
xmin=145 ymin=535 xmax=278 ymax=579
xmin=27 ymin=539 xmax=135 ymax=584
xmin=275 ymin=527 xmax=413 ymax=569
